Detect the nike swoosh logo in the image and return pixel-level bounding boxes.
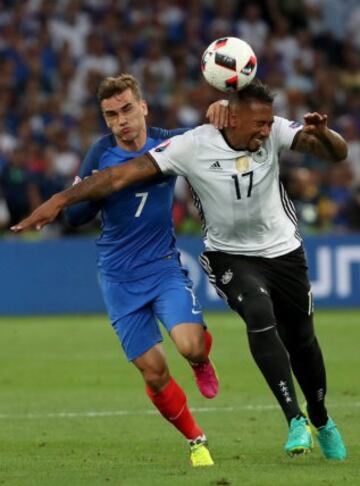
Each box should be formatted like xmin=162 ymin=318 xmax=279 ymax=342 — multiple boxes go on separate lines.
xmin=192 ymin=309 xmax=203 ymax=315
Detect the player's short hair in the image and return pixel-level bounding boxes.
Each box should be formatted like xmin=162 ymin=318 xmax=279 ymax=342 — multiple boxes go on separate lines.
xmin=230 ymin=78 xmax=274 ymax=105
xmin=97 ymin=74 xmax=142 ymax=102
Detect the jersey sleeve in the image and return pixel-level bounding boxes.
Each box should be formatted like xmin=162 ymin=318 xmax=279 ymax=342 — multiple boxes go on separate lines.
xmin=64 ymin=143 xmax=103 ymax=227
xmin=272 ymin=116 xmax=303 ymax=154
xmin=77 ymin=143 xmax=102 ymax=178
xmin=148 ymin=126 xmax=190 ymax=139
xmin=148 ymin=130 xmax=196 ymax=176
xmin=64 ymin=200 xmax=102 ymax=227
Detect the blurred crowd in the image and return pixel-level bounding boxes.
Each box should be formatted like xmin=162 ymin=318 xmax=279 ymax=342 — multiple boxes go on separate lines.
xmin=0 ymin=0 xmax=359 ymax=237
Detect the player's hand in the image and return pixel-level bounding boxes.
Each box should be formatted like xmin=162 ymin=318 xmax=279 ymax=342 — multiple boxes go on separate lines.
xmin=302 ymin=112 xmax=328 ymax=136
xmin=206 ymin=99 xmax=229 ymax=129
xmin=10 ymin=195 xmax=64 ymax=232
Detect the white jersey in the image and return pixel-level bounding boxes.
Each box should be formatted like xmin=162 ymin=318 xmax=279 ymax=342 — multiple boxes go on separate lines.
xmin=149 ymin=117 xmax=303 ymax=258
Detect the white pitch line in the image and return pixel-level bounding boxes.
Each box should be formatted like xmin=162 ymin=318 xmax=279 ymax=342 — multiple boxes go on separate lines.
xmin=0 ymin=402 xmax=359 ymax=420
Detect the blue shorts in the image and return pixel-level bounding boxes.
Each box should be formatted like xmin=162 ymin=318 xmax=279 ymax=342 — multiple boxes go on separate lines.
xmin=99 ymin=266 xmax=204 ymax=361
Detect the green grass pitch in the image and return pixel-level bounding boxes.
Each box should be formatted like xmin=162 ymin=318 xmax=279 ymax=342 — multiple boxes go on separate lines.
xmin=0 ymin=310 xmax=359 ymax=485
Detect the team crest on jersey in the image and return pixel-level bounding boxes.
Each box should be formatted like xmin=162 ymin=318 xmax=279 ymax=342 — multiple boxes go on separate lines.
xmin=253 ymin=146 xmax=268 ymax=164
xmin=235 ymin=156 xmax=250 ymax=173
xmin=221 ymin=269 xmax=233 ymax=285
xmin=154 ymin=140 xmax=171 ymax=152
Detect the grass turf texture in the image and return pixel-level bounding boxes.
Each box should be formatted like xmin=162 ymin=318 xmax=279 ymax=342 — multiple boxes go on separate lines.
xmin=0 ymin=310 xmax=359 ymax=485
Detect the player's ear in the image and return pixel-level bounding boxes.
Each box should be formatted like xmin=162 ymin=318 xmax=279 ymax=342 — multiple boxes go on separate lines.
xmin=100 ymin=103 xmax=110 ymax=127
xmin=141 ymin=100 xmax=148 ymax=117
xmin=229 ymin=111 xmax=238 ymax=128
xmin=228 ymin=104 xmax=240 ymax=128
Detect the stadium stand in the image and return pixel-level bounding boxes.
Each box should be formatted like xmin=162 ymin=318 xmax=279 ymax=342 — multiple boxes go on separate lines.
xmin=0 ymin=0 xmax=359 ymax=236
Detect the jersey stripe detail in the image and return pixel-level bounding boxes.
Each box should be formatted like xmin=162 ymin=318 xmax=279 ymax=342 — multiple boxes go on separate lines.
xmin=187 ymin=180 xmax=208 ymax=238
xmin=279 ymin=180 xmax=302 ymax=241
xmin=199 ymin=254 xmax=228 ymax=301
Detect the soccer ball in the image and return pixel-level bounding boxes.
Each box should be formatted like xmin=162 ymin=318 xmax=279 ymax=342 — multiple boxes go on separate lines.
xmin=201 ymin=37 xmax=257 ymax=92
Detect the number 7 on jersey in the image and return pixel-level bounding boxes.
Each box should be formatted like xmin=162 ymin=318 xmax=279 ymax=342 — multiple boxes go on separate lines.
xmin=135 ymin=192 xmax=149 ymax=217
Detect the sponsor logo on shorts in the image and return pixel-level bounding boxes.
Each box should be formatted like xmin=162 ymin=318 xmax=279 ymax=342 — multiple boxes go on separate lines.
xmin=221 ymin=269 xmax=233 ymax=285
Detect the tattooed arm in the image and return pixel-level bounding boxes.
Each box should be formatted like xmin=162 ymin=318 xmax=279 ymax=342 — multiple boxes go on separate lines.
xmin=11 ymin=154 xmax=159 ymax=231
xmin=59 ymin=154 xmax=158 ymax=202
xmin=291 ymin=112 xmax=348 ymax=162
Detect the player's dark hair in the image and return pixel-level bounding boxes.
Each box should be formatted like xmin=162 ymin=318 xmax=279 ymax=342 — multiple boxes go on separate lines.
xmin=230 ymin=78 xmax=274 ymax=105
xmin=97 ymin=74 xmax=142 ymax=102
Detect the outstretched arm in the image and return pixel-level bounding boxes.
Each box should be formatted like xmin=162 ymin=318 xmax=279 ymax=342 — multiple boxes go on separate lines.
xmin=291 ymin=112 xmax=348 ymax=162
xmin=11 ymin=154 xmax=159 ymax=232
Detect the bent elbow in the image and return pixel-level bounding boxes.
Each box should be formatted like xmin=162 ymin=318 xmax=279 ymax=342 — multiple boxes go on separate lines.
xmin=334 ymin=146 xmax=348 ymax=163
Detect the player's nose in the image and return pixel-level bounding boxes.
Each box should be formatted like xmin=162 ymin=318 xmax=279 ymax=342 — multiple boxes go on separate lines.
xmin=115 ymin=112 xmax=127 ymax=124
xmin=260 ymin=125 xmax=271 ymax=137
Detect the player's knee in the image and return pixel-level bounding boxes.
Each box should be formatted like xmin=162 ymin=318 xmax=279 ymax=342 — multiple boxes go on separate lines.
xmin=134 ymin=354 xmax=170 ymax=392
xmin=232 ymin=290 xmax=275 ymax=332
xmin=141 ymin=366 xmax=170 ymax=393
xmin=175 ymin=333 xmax=205 ymax=362
xmin=171 ymin=324 xmax=206 ymax=361
xmin=247 ymin=325 xmax=279 ymax=357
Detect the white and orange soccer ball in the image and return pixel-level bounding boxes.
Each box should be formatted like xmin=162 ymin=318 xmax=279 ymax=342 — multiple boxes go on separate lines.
xmin=201 ymin=37 xmax=257 ymax=92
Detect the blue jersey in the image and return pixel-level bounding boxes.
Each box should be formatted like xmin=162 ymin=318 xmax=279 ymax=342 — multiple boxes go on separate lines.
xmin=65 ymin=127 xmax=188 ymax=282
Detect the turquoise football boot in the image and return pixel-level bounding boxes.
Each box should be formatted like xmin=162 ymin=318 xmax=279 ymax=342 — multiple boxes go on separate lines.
xmin=284 ymin=416 xmax=313 ymax=457
xmin=317 ymin=417 xmax=347 ymax=460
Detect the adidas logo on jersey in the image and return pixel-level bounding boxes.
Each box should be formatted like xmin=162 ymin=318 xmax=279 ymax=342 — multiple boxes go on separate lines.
xmin=209 ymin=161 xmax=222 ymax=170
